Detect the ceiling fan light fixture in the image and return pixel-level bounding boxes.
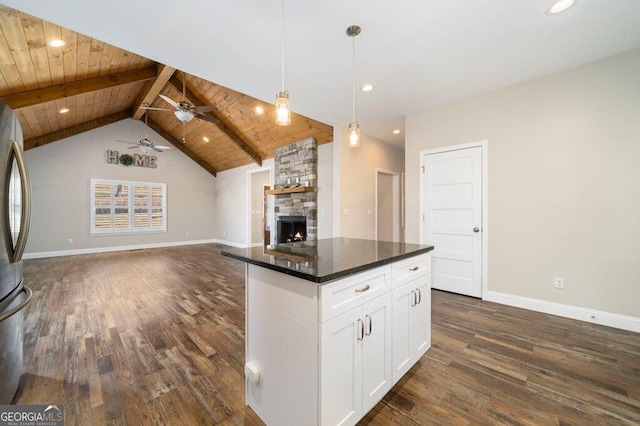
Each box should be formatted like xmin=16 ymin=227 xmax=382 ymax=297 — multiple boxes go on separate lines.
xmin=140 ymin=145 xmax=152 ymax=154
xmin=174 ymin=109 xmax=194 ymax=122
xmin=546 ymin=0 xmax=577 ymax=15
xmin=275 ymin=91 xmax=291 ymax=126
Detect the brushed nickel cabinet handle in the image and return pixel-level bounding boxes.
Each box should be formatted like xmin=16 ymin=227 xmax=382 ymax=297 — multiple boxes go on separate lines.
xmin=411 ymin=290 xmax=416 ymax=307
xmin=357 ymin=319 xmax=364 ymax=341
xmin=365 ymin=314 xmax=372 ymax=336
xmin=409 ymin=266 xmax=419 ymax=271
xmin=355 ymin=284 xmax=370 ymax=293
xmin=417 ymin=288 xmax=422 ymax=305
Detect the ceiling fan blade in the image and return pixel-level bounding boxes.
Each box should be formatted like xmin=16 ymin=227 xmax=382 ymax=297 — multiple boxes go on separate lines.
xmin=140 ymin=106 xmax=174 ymax=111
xmin=127 ymin=146 xmax=139 ymax=149
xmin=154 ymin=145 xmax=173 ymax=150
xmin=194 ymin=105 xmax=216 ymax=113
xmin=195 ymin=113 xmax=221 ymax=125
xmin=152 ymin=147 xmax=164 ymax=152
xmin=159 ymin=94 xmax=180 ymax=108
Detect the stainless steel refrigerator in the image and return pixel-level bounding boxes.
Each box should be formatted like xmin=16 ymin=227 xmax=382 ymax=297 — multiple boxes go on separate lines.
xmin=0 ymin=99 xmax=32 ymax=404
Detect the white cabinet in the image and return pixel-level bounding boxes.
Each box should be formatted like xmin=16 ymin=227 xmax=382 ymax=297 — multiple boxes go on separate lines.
xmin=321 ymin=292 xmax=392 ymax=426
xmin=245 ymin=253 xmax=431 ymax=426
xmin=392 ymin=275 xmax=431 ymax=383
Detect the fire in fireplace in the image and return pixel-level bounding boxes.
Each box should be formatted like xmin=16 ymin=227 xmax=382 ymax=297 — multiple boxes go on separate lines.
xmin=277 ymin=216 xmax=307 ymax=243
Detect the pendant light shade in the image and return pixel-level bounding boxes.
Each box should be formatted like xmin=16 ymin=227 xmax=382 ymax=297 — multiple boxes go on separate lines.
xmin=276 ymin=91 xmax=291 ymax=126
xmin=347 ymin=25 xmax=361 ymax=148
xmin=276 ymin=0 xmax=291 ymax=126
xmin=348 ymin=122 xmax=360 ymax=148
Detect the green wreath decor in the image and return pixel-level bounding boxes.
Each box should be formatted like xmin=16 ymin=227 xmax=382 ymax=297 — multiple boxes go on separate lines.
xmin=119 ymin=153 xmax=134 ymax=166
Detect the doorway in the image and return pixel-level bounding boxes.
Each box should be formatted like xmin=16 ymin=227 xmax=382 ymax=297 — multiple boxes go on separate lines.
xmin=421 ymin=142 xmax=487 ymax=298
xmin=247 ymin=169 xmax=271 ymax=247
xmin=375 ymin=169 xmax=401 ymax=242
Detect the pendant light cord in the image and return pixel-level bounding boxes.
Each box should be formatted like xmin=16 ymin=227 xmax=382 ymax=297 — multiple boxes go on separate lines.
xmin=351 ymin=33 xmax=356 ymax=123
xmin=281 ymin=0 xmax=285 ymax=92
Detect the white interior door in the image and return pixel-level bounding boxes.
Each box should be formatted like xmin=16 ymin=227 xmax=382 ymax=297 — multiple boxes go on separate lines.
xmin=423 ymin=146 xmax=483 ymax=297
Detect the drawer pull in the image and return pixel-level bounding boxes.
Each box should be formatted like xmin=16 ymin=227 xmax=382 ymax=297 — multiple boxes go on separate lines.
xmin=409 ymin=266 xmax=419 ymax=271
xmin=417 ymin=288 xmax=422 ymax=304
xmin=357 ymin=319 xmax=364 ymax=341
xmin=355 ymin=284 xmax=371 ymax=293
xmin=365 ymin=315 xmax=372 ymax=336
xmin=411 ymin=290 xmax=416 ymax=307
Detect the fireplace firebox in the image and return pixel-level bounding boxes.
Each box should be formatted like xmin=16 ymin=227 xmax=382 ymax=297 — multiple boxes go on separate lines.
xmin=277 ymin=216 xmax=307 ymax=243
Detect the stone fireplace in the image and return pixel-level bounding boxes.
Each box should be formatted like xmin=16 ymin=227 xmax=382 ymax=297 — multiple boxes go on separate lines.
xmin=273 ymin=138 xmax=317 ymax=243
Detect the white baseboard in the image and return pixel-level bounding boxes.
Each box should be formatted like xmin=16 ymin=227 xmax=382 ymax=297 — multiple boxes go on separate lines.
xmin=485 ymin=290 xmax=640 ymax=334
xmin=214 ymin=239 xmax=248 ymax=248
xmin=23 ymin=239 xmax=220 ymax=259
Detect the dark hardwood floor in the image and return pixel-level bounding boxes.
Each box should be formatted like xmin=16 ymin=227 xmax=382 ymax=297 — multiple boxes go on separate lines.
xmin=14 ymin=244 xmax=640 ymax=425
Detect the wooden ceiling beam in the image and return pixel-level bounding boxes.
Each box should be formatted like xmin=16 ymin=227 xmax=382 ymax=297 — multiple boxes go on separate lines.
xmin=24 ymin=110 xmax=131 ymax=150
xmin=146 ymin=116 xmax=217 ymax=177
xmin=168 ymin=74 xmax=262 ymax=166
xmin=3 ymin=65 xmax=157 ymax=110
xmin=131 ymin=64 xmax=176 ymax=120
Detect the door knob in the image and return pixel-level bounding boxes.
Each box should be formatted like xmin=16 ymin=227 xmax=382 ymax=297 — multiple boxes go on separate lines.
xmin=473 ymin=227 xmax=480 ymax=233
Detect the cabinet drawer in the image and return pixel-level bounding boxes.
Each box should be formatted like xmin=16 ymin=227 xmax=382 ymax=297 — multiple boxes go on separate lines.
xmin=392 ymin=253 xmax=431 ymax=289
xmin=320 ymin=265 xmax=391 ymax=322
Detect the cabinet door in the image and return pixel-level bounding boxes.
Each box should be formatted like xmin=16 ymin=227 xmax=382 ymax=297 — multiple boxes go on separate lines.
xmin=411 ymin=275 xmax=432 ymax=359
xmin=321 ymin=307 xmax=363 ymax=426
xmin=361 ymin=292 xmax=393 ymax=413
xmin=392 ymin=283 xmax=413 ymax=383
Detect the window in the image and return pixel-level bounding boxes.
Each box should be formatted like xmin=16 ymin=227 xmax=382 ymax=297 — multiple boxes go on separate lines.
xmin=91 ymin=179 xmax=167 ymax=235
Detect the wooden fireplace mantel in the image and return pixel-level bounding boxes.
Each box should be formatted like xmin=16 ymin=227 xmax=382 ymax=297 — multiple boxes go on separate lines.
xmin=265 ymin=186 xmax=317 ymax=196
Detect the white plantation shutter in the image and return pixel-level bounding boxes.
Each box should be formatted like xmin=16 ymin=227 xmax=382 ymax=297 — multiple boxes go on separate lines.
xmin=91 ymin=179 xmax=167 ymax=235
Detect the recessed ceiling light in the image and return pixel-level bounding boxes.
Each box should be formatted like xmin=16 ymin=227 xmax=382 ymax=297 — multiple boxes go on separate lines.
xmin=546 ymin=0 xmax=577 ymax=15
xmin=48 ymin=39 xmax=66 ymax=47
xmin=255 ymin=106 xmax=265 ymax=115
xmin=58 ymin=108 xmax=69 ymax=114
xmin=361 ymin=84 xmax=375 ymax=92
xmin=392 ymin=129 xmax=401 ymax=134
xmin=202 ymin=136 xmax=210 ymax=143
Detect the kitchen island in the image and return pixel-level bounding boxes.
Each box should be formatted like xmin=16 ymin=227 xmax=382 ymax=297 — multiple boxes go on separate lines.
xmin=222 ymin=238 xmax=434 ymax=426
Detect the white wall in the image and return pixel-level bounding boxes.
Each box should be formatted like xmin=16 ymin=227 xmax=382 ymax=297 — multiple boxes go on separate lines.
xmin=317 ymin=143 xmax=334 ymax=239
xmin=24 ymin=118 xmax=217 ymax=256
xmin=214 ymin=141 xmax=334 ymax=247
xmin=405 ymin=49 xmax=640 ymax=319
xmin=340 ymin=130 xmax=404 ymax=240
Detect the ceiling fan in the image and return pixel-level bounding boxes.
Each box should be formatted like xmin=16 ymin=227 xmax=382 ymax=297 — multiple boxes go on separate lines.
xmin=139 ymin=71 xmax=219 ymax=142
xmin=116 ymin=113 xmax=173 ymax=153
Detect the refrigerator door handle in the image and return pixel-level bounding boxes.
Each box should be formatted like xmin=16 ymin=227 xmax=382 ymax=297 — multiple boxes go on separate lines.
xmin=4 ymin=141 xmax=31 ymax=263
xmin=0 ymin=285 xmax=32 ymax=322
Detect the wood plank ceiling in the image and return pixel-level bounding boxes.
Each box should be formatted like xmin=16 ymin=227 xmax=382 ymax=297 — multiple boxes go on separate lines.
xmin=0 ymin=5 xmax=333 ymax=176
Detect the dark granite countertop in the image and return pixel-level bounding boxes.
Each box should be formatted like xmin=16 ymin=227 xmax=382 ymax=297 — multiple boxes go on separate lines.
xmin=221 ymin=238 xmax=434 ymax=284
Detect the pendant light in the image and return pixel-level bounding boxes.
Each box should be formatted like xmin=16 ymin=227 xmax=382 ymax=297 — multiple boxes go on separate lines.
xmin=347 ymin=25 xmax=361 ymax=148
xmin=275 ymin=0 xmax=291 ymax=126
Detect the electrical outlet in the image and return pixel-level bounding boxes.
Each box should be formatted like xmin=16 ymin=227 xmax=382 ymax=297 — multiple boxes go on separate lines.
xmin=554 ymin=277 xmax=564 ymax=289
xmin=185 ymin=232 xmax=189 ymax=237
xmin=344 ymin=209 xmax=349 ymax=216
xmin=367 ymin=208 xmax=373 ymax=216
xmin=67 ymin=238 xmax=73 ymax=244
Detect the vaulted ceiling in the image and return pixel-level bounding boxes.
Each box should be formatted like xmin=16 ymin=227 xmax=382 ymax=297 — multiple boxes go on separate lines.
xmin=0 ymin=5 xmax=333 ymax=176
